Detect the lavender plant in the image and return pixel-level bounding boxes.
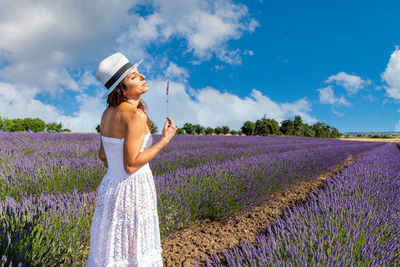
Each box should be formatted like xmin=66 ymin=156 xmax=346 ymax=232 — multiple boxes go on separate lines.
xmin=199 ymin=142 xmax=400 ymax=266
xmin=0 ymin=132 xmax=386 ymax=265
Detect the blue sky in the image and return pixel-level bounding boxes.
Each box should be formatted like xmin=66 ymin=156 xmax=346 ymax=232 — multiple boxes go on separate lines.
xmin=0 ymin=0 xmax=399 ymax=133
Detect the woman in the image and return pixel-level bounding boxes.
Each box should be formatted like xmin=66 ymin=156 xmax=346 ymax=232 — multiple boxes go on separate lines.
xmin=86 ymin=52 xmax=176 ymax=266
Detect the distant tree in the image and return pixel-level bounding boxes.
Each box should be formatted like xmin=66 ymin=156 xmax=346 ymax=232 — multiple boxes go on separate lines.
xmin=183 ymin=122 xmax=194 ymax=134
xmin=2 ymin=119 xmax=14 ymax=132
xmin=241 ymin=121 xmax=255 ymax=136
xmin=14 ymin=118 xmax=27 ymax=132
xmin=46 ymin=122 xmax=63 ymax=133
xmin=293 ymin=115 xmax=304 ymax=136
xmin=205 ymin=127 xmax=214 ymax=135
xmin=150 ymin=119 xmax=158 ymax=134
xmin=291 ymin=115 xmax=316 ymax=137
xmin=229 ymin=130 xmax=238 ymax=135
xmin=193 ymin=124 xmax=205 ymax=135
xmin=312 ymin=122 xmax=331 ymax=138
xmin=221 ymin=125 xmax=230 ymax=134
xmin=280 ymin=119 xmax=295 ymax=136
xmin=2 ymin=118 xmax=15 ymax=132
xmin=255 ymin=116 xmax=279 ymax=136
xmin=214 ymin=127 xmax=223 ymax=135
xmin=303 ymin=124 xmax=315 ymax=137
xmin=254 ymin=118 xmax=267 ymax=136
xmin=28 ymin=118 xmax=46 ymax=132
xmin=330 ymin=127 xmax=341 ymax=138
xmin=57 ymin=122 xmax=63 ymax=132
xmin=0 ymin=116 xmax=2 ymax=131
xmin=96 ymin=124 xmax=100 ymax=133
xmin=176 ymin=128 xmax=185 ymax=134
xmin=266 ymin=118 xmax=280 ymax=135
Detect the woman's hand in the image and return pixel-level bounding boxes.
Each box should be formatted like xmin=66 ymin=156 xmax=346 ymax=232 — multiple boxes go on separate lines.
xmin=161 ymin=116 xmax=177 ymax=144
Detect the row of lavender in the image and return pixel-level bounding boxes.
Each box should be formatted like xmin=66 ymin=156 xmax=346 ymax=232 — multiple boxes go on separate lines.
xmin=199 ymin=142 xmax=400 ymax=266
xmin=0 ymin=132 xmax=379 ymax=201
xmin=0 ymin=132 xmax=385 ymax=265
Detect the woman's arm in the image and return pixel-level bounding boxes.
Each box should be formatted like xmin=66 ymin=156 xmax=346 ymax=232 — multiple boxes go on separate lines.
xmin=123 ymin=109 xmax=167 ymax=175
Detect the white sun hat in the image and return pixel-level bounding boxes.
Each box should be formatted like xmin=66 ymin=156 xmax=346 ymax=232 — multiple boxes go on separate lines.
xmin=96 ymin=52 xmax=143 ymax=99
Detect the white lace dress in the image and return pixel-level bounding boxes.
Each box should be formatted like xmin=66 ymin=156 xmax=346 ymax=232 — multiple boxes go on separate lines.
xmin=86 ymin=132 xmax=163 ymax=267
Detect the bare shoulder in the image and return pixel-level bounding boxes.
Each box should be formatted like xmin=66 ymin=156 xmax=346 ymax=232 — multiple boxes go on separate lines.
xmin=119 ymin=103 xmax=146 ymax=122
xmin=121 ymin=105 xmax=147 ymax=139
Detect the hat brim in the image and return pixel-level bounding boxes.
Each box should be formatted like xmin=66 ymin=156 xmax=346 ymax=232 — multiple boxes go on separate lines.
xmin=101 ymin=58 xmax=143 ymax=100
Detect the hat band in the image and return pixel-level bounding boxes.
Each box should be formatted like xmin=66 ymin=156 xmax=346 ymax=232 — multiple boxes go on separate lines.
xmin=104 ymin=62 xmax=133 ymax=89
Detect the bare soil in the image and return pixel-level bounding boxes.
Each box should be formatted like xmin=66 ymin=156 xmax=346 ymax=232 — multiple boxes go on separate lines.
xmin=160 ymin=155 xmax=357 ymax=266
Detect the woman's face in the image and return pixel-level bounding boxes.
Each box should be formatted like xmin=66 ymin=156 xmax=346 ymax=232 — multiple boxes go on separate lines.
xmin=122 ymin=69 xmax=148 ymax=98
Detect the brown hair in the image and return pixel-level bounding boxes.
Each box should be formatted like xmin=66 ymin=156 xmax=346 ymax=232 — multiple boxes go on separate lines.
xmin=106 ymin=81 xmax=153 ymax=132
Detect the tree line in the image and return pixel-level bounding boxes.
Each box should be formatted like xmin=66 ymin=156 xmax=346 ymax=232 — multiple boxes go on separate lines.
xmin=95 ymin=115 xmax=340 ymax=138
xmin=240 ymin=115 xmax=341 ymax=138
xmin=0 ymin=114 xmax=340 ymax=138
xmin=0 ymin=116 xmax=70 ymax=133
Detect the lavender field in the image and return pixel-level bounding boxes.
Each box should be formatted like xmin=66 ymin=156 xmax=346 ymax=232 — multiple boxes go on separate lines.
xmin=201 ymin=142 xmax=400 ymax=266
xmin=0 ymin=132 xmax=394 ymax=266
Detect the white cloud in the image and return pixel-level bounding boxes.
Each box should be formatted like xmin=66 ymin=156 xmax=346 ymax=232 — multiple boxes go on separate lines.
xmin=164 ymin=62 xmax=189 ymax=81
xmin=0 ymin=81 xmax=62 ymax=122
xmin=317 ymin=86 xmax=351 ymax=107
xmin=212 ymin=65 xmax=225 ymax=71
xmin=325 ymin=72 xmax=370 ymax=95
xmin=216 ymin=48 xmax=242 ymax=65
xmin=0 ymin=0 xmax=260 ymax=132
xmin=118 ymin=0 xmax=259 ymax=65
xmin=243 ymin=49 xmax=254 ymax=56
xmin=382 ymin=46 xmax=400 ymax=100
xmin=143 ymin=80 xmax=317 ymax=132
xmin=0 ymin=81 xmax=106 ymax=132
xmin=1 ymin=74 xmax=316 ymax=133
xmin=58 ymin=90 xmax=106 ymax=132
xmin=0 ymin=0 xmax=141 ymax=96
xmin=362 ymin=94 xmax=376 ymax=102
xmin=331 ymin=108 xmax=344 ymax=117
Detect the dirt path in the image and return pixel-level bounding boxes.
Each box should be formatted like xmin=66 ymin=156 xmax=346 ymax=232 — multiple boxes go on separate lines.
xmin=160 ymin=154 xmax=357 ymax=266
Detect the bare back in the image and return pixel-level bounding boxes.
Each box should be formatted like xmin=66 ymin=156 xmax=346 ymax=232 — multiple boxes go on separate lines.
xmin=100 ymin=102 xmax=149 ymax=139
